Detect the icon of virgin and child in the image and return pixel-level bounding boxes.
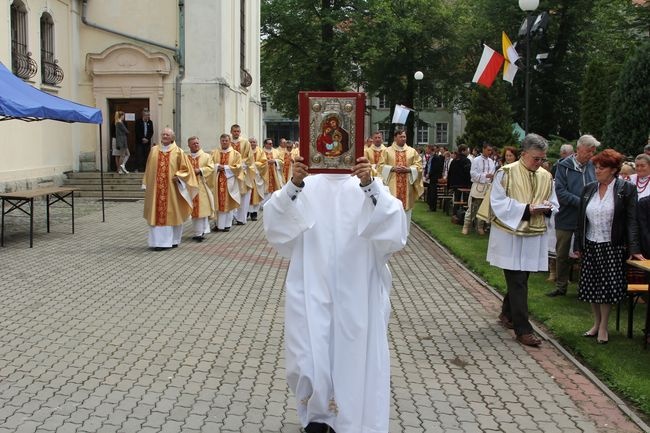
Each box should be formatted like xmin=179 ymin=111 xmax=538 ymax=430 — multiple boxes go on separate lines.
xmin=316 ymin=114 xmax=350 ymax=157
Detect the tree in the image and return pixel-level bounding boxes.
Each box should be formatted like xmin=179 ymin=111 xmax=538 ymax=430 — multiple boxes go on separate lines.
xmin=261 ymin=0 xmax=460 ymax=145
xmin=341 ymin=0 xmax=458 ymax=145
xmin=458 ymin=81 xmax=517 ymax=150
xmin=603 ymin=41 xmax=650 ymax=156
xmin=261 ymin=0 xmax=355 ymax=118
xmin=579 ymin=59 xmax=621 ymax=139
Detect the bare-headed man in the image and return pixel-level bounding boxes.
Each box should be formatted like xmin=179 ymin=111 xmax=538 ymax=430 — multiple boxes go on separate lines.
xmin=187 ymin=136 xmax=215 ymax=242
xmin=142 ymin=128 xmax=198 ymax=250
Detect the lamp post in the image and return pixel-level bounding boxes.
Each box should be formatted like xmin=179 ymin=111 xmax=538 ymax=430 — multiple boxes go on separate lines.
xmin=414 ymin=70 xmax=423 ymax=146
xmin=519 ymin=0 xmax=538 ymax=135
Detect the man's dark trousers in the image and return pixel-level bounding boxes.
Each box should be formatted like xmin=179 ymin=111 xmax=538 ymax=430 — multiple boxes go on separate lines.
xmin=501 ymin=269 xmax=534 ymax=336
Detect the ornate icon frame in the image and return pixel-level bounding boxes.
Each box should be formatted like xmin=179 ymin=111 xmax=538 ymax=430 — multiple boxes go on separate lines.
xmin=299 ymin=91 xmax=365 ymax=174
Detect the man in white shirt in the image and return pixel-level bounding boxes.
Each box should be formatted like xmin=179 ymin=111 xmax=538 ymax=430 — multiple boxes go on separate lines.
xmin=463 ymin=143 xmax=496 ymax=235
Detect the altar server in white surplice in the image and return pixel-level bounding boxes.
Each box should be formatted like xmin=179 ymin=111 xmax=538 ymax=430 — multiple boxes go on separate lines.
xmin=263 ymin=156 xmax=407 ymax=433
xmin=486 ymin=133 xmax=559 ymax=348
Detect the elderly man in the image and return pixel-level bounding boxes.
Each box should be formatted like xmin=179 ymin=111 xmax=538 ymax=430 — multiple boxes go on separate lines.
xmin=142 ymin=128 xmax=197 ymax=250
xmin=550 ymin=143 xmax=574 ymax=178
xmin=487 ymin=133 xmax=559 ymax=346
xmin=546 ymin=134 xmax=599 ymax=297
xmin=187 ymin=136 xmax=215 ymax=242
xmin=211 ymin=133 xmax=243 ymax=232
xmin=378 ymin=130 xmax=424 ymax=226
xmin=263 ymin=155 xmax=407 ymax=433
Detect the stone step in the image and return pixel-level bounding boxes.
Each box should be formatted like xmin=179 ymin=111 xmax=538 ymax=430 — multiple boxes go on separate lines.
xmin=62 ymin=178 xmax=143 ymax=186
xmin=66 ymin=171 xmax=144 ymax=180
xmin=66 ymin=183 xmax=144 ymax=191
xmin=75 ymin=190 xmax=145 ymax=199
xmin=64 ymin=171 xmax=145 ymax=199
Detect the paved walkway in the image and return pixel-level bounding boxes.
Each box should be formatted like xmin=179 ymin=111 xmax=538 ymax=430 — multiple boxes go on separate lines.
xmin=0 ymin=198 xmax=646 ymax=432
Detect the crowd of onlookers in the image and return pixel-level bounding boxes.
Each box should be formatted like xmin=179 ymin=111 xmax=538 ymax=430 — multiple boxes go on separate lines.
xmin=417 ymin=137 xmax=650 ymax=346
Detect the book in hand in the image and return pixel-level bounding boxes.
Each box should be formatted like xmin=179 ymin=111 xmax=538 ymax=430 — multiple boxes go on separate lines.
xmin=530 ymin=203 xmax=552 ymax=211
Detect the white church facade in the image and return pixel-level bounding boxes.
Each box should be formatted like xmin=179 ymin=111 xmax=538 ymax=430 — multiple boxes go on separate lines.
xmin=0 ymin=0 xmax=262 ymax=190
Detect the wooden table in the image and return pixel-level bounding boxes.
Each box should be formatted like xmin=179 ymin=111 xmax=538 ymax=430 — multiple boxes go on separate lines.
xmin=1 ymin=186 xmax=77 ymax=248
xmin=626 ymin=259 xmax=650 ymax=348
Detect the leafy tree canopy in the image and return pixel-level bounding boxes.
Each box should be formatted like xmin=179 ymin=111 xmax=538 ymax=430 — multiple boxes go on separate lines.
xmin=603 ymin=41 xmax=650 ymax=156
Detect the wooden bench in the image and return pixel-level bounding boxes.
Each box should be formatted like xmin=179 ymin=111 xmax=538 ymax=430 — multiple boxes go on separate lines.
xmin=616 ymin=284 xmax=648 ymax=339
xmin=448 ymin=187 xmax=470 ymax=217
xmin=1 ymin=186 xmax=77 ymax=248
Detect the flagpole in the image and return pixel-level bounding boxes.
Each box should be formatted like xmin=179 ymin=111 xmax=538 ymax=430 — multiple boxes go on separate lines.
xmin=414 ymin=71 xmax=423 ymax=147
xmin=519 ymin=0 xmax=539 ymax=135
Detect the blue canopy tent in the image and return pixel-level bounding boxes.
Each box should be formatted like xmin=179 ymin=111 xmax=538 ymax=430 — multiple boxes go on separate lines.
xmin=0 ymin=61 xmax=107 ymax=221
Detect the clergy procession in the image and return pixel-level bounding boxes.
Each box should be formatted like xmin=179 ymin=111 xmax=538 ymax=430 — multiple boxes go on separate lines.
xmin=141 ymin=126 xmax=428 ymax=252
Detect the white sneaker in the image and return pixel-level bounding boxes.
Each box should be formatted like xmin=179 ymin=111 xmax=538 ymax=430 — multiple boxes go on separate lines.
xmin=120 ymin=164 xmax=130 ymax=174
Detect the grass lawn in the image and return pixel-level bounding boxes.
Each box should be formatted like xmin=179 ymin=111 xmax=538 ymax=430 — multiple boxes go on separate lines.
xmin=412 ymin=201 xmax=650 ymax=418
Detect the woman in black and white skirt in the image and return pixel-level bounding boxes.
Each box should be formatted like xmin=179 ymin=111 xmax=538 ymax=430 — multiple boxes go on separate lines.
xmin=574 ymin=149 xmax=645 ymax=344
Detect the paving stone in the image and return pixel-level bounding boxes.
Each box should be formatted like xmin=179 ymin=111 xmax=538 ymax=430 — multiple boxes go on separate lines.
xmin=0 ymin=200 xmax=644 ymax=433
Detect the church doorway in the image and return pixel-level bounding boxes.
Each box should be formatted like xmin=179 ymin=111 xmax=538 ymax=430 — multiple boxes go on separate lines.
xmin=108 ymin=98 xmax=150 ymax=172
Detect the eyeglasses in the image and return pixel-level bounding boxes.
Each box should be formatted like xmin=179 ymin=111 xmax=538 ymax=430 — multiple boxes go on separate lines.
xmin=528 ymin=155 xmax=547 ymax=163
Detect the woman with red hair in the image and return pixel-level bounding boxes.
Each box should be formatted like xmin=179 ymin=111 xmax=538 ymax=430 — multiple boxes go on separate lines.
xmin=574 ymin=149 xmax=645 ymax=344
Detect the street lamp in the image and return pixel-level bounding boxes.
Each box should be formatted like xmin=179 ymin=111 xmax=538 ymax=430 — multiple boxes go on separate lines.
xmin=414 ymin=71 xmax=423 ymax=146
xmin=519 ymin=0 xmax=538 ymax=135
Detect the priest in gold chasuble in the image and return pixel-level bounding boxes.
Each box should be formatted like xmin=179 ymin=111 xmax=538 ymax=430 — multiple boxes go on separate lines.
xmin=143 ymin=128 xmax=198 ymax=250
xmin=248 ymin=137 xmax=268 ymax=221
xmin=378 ymin=130 xmax=423 ymax=227
xmin=211 ymin=133 xmax=243 ymax=232
xmin=231 ymin=124 xmax=255 ymax=225
xmin=187 ymin=136 xmax=215 ymax=241
xmin=263 ymin=138 xmax=284 ymax=200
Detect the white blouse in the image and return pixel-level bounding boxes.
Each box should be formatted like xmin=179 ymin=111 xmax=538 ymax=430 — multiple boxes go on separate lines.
xmin=585 ymin=179 xmax=615 ymax=243
xmin=629 ymin=174 xmax=650 ymax=200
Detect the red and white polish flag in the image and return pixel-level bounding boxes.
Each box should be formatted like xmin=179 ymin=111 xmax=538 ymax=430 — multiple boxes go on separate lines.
xmin=472 ymin=45 xmax=505 ymax=88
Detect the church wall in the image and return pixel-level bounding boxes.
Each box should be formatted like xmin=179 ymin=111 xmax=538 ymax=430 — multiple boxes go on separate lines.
xmin=1 ymin=0 xmax=262 ymax=190
xmin=0 ymin=0 xmax=80 ymax=188
xmin=181 ymin=0 xmax=262 ymax=152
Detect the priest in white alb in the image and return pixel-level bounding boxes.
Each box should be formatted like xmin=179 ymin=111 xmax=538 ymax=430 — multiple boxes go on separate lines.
xmin=484 ymin=133 xmax=559 ymax=347
xmin=142 ymin=127 xmax=197 ymax=250
xmin=263 ymin=156 xmax=407 ymax=433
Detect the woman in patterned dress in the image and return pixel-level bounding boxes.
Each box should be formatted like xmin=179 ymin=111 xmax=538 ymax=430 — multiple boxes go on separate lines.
xmin=574 ymin=149 xmax=645 ymax=344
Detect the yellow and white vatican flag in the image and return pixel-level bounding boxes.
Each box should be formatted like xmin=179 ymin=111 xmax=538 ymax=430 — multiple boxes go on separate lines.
xmin=502 ymin=32 xmax=520 ymax=84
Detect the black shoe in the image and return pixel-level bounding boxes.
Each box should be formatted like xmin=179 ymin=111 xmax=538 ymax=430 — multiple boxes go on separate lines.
xmin=172 ymin=244 xmax=178 ymax=248
xmin=192 ymin=236 xmax=205 ymax=242
xmin=546 ymin=289 xmax=566 ymax=297
xmin=223 ymin=227 xmax=230 ymax=232
xmin=212 ymin=226 xmax=219 ymax=232
xmin=234 ymin=220 xmax=245 ymax=225
xmin=250 ymin=212 xmax=258 ymax=221
xmin=305 ymin=422 xmax=328 ymax=433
